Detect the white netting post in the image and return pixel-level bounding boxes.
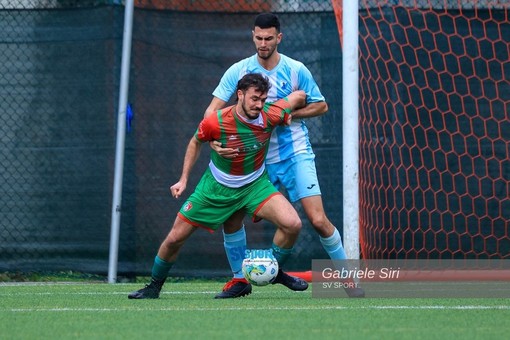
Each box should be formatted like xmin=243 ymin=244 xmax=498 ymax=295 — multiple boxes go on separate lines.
xmin=342 ymin=0 xmax=360 ymax=259
xmin=108 ymin=0 xmax=135 ymax=284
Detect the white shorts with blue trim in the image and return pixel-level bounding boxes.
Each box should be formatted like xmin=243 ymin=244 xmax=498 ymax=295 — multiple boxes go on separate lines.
xmin=266 ymin=152 xmax=321 ymax=203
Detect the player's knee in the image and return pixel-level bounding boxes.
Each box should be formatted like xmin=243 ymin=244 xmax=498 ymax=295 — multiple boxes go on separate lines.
xmin=278 ymin=217 xmax=301 ymax=236
xmin=162 ymin=236 xmax=178 ymax=250
xmin=308 ymin=212 xmax=328 ymax=230
xmin=288 ymin=216 xmax=302 ymax=234
xmin=162 ymin=231 xmax=186 ymax=250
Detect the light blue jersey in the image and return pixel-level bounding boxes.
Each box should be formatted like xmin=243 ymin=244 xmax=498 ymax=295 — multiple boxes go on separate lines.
xmin=212 ymin=54 xmax=325 ymax=164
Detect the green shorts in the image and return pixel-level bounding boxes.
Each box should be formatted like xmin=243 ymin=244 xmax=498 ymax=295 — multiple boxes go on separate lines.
xmin=178 ymin=168 xmax=280 ymax=231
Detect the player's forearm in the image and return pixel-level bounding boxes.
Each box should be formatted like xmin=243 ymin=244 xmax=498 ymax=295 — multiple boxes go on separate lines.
xmin=291 ymin=101 xmax=328 ymax=119
xmin=204 ymin=97 xmax=227 ymax=118
xmin=204 ymin=106 xmax=216 ymax=119
xmin=179 ymin=138 xmax=202 ymax=184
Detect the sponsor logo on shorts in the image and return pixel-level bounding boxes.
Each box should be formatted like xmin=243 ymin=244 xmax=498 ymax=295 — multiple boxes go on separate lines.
xmin=307 ymin=184 xmax=316 ymax=189
xmin=183 ymin=201 xmax=193 ymax=211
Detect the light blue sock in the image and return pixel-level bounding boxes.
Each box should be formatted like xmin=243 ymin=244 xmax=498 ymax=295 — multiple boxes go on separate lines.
xmin=151 ymin=255 xmax=174 ymax=281
xmin=271 ymin=243 xmax=293 ymax=267
xmin=320 ymin=228 xmax=348 ymax=260
xmin=223 ymin=226 xmax=247 ymax=279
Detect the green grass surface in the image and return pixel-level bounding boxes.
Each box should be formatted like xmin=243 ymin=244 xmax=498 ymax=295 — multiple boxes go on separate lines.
xmin=1 ymin=281 xmax=509 ymax=339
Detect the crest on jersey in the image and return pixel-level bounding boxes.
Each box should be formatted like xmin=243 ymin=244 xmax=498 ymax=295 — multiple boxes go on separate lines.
xmin=183 ymin=201 xmax=193 ymax=211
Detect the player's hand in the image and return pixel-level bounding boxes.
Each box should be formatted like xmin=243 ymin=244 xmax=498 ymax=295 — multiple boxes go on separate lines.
xmin=209 ymin=141 xmax=239 ymax=159
xmin=170 ymin=181 xmax=186 ymax=198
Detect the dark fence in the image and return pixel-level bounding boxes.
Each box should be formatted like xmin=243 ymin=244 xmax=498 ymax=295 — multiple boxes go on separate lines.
xmin=0 ymin=1 xmax=343 ymax=277
xmin=1 ymin=1 xmax=507 ymax=278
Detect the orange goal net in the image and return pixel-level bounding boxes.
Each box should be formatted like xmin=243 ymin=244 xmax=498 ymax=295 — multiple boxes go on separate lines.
xmin=355 ymin=1 xmax=509 ymax=259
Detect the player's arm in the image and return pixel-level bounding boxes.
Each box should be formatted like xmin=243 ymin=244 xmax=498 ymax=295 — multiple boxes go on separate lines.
xmin=203 ymin=97 xmax=227 ymax=118
xmin=170 ymin=137 xmax=203 ymax=198
xmin=289 ymin=101 xmax=328 ymax=119
xmin=204 ymin=62 xmax=240 ymax=118
xmin=204 ymin=96 xmax=239 ymax=159
xmin=272 ymin=90 xmax=307 ymax=126
xmin=289 ymin=63 xmax=328 ymax=119
xmin=286 ymin=90 xmax=307 ymax=112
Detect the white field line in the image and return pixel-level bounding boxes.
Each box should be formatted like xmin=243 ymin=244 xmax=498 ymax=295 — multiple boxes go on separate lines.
xmin=0 ymin=291 xmax=219 ymax=295
xmin=1 ymin=287 xmax=509 ymax=312
xmin=3 ymin=305 xmax=510 ymax=313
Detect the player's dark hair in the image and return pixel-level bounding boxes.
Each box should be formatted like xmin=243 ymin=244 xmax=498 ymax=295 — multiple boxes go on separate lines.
xmin=254 ymin=12 xmax=280 ymax=32
xmin=236 ymin=73 xmax=271 ymax=96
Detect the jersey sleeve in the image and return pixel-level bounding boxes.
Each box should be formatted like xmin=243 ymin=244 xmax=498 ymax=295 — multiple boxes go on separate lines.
xmin=194 ymin=114 xmax=220 ymax=143
xmin=265 ymin=98 xmax=292 ymax=127
xmin=211 ymin=61 xmax=244 ymax=102
xmin=297 ymin=63 xmax=325 ymax=104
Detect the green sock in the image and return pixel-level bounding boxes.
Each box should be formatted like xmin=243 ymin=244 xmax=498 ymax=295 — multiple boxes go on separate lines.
xmin=271 ymin=243 xmax=293 ymax=267
xmin=151 ymin=256 xmax=173 ymax=281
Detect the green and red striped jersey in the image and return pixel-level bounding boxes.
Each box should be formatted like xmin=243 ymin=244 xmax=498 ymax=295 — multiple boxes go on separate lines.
xmin=195 ymin=97 xmax=291 ymax=187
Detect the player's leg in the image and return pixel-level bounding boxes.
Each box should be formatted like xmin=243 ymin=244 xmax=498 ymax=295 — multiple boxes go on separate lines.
xmin=215 ymin=209 xmax=253 ymax=299
xmin=300 ymin=195 xmax=348 ymax=258
xmin=219 ymin=171 xmax=285 ymax=283
xmin=291 ymin=153 xmax=364 ymax=297
xmin=221 ymin=209 xmax=247 ymax=280
xmin=301 ymin=195 xmax=366 ymax=296
xmin=256 ymin=193 xmax=302 ymax=248
xmin=130 ymin=168 xmax=230 ymax=299
xmin=250 ymin=189 xmax=308 ymax=291
xmin=128 ymin=216 xmax=197 ymax=299
xmin=182 ymin=171 xmax=253 ymax=299
xmin=282 ymin=153 xmax=346 ymax=257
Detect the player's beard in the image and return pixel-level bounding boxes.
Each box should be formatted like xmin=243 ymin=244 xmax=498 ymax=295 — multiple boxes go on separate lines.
xmin=241 ymin=99 xmax=261 ymax=120
xmin=257 ymin=45 xmax=276 ymax=60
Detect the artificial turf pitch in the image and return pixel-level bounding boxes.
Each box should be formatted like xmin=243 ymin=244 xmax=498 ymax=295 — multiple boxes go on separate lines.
xmin=1 ymin=281 xmax=509 ymax=339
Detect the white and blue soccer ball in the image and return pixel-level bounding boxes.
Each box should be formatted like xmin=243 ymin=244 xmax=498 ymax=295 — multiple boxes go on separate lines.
xmin=242 ymin=249 xmax=279 ymax=286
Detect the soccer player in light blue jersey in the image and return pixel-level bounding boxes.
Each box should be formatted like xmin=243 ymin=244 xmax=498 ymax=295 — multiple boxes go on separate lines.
xmin=205 ymin=13 xmax=364 ymax=298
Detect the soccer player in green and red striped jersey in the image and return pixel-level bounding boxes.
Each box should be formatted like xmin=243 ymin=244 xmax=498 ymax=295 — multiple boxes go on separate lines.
xmin=207 ymin=12 xmax=364 ymax=299
xmin=195 ymin=87 xmax=292 ymax=186
xmin=128 ymin=73 xmax=307 ymax=299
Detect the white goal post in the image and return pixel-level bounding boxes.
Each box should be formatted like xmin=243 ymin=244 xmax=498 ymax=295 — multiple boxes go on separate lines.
xmin=342 ymin=0 xmax=360 ymax=259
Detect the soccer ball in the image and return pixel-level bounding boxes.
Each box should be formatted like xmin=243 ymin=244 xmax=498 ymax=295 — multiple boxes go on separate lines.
xmin=242 ymin=251 xmax=279 ymax=286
